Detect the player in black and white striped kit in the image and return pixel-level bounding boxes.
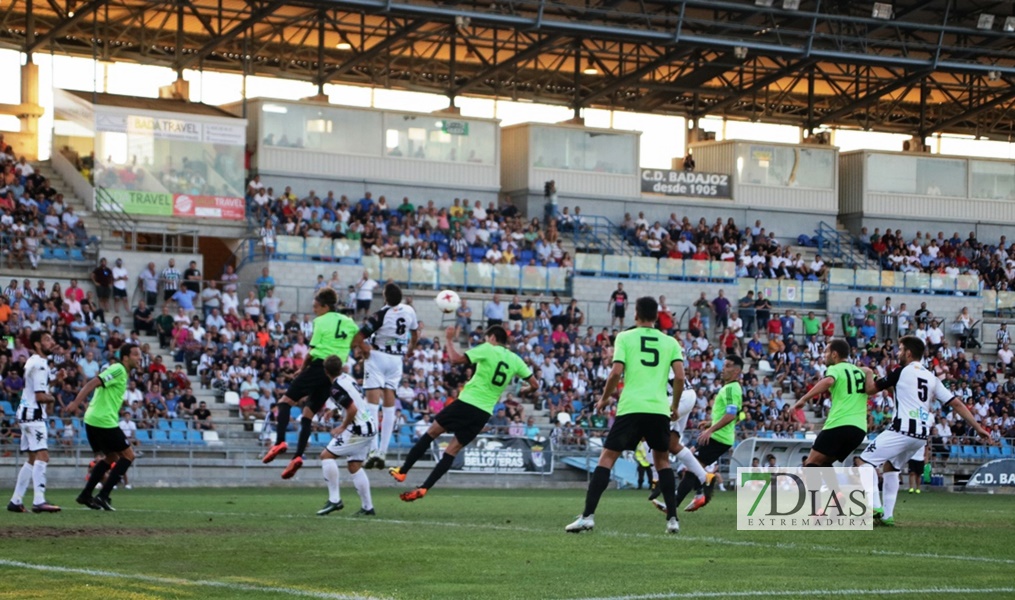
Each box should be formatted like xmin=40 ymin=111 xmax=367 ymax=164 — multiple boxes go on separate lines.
xmin=7 ymin=331 xmax=61 ymax=513
xmin=360 ymin=283 xmax=418 ymax=469
xmin=861 ymin=336 xmax=991 ymax=526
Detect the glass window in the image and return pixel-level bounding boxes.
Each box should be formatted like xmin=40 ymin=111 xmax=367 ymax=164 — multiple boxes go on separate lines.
xmin=530 ymin=127 xmax=636 ymax=174
xmin=261 ymin=103 xmax=382 ymax=156
xmin=383 ymin=114 xmax=495 ymax=164
xmin=867 ymin=154 xmax=966 ymax=197
xmin=970 ymin=160 xmax=1015 ymax=200
xmin=736 ymin=144 xmax=834 ymax=189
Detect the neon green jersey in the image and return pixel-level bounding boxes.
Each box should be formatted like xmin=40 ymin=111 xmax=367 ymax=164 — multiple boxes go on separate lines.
xmin=711 ymin=381 xmax=742 ymax=446
xmin=613 ymin=327 xmax=683 ymax=417
xmin=83 ymin=363 xmax=128 ymax=429
xmin=458 ymin=343 xmax=532 ymax=414
xmin=310 ymin=312 xmax=359 ymax=361
xmin=822 ymin=362 xmax=869 ymax=431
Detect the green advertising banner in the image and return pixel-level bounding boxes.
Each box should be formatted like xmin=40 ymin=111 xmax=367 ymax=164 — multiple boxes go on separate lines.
xmin=98 ymin=189 xmax=174 ymax=216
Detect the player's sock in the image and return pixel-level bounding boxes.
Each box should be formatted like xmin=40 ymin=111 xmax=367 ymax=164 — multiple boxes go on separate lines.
xmin=295 ymin=417 xmax=313 ymax=458
xmin=673 ymin=471 xmax=698 ymax=507
xmin=675 ymin=448 xmax=708 ymax=486
xmin=32 ymin=461 xmax=48 ymax=505
xmin=10 ymin=462 xmax=32 ymax=505
xmin=870 ymin=473 xmax=883 ymax=510
xmin=421 ymin=452 xmax=456 ymax=490
xmin=365 ymin=403 xmax=381 ymax=452
xmin=352 ymin=468 xmax=373 ymax=511
xmin=322 ymin=458 xmax=341 ymax=504
xmin=379 ymin=405 xmax=396 ymax=455
xmin=275 ymin=403 xmax=292 ymax=446
xmin=82 ymin=460 xmax=110 ymax=497
xmin=657 ymin=468 xmax=678 ymax=519
xmin=98 ymin=458 xmax=132 ymax=499
xmin=400 ymin=433 xmax=434 ymax=474
xmin=882 ymin=471 xmax=900 ymax=520
xmin=582 ymin=466 xmax=612 ymax=518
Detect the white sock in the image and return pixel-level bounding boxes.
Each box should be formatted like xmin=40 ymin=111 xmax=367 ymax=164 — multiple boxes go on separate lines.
xmin=871 ymin=472 xmax=883 ymax=510
xmin=379 ymin=405 xmax=397 ymax=455
xmin=10 ymin=463 xmax=32 ymax=505
xmin=352 ymin=468 xmax=373 ymax=511
xmin=883 ymin=471 xmax=900 ymax=520
xmin=675 ymin=447 xmax=708 ymax=486
xmin=365 ymin=403 xmax=381 ymax=452
xmin=322 ymin=458 xmax=341 ymax=504
xmin=32 ymin=461 xmax=47 ymax=505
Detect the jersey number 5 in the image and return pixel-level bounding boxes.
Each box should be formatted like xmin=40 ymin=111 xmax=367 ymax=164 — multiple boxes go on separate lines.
xmin=491 ymin=361 xmax=510 ymax=386
xmin=640 ymin=337 xmax=659 ymax=367
xmin=916 ymin=378 xmax=928 ymax=402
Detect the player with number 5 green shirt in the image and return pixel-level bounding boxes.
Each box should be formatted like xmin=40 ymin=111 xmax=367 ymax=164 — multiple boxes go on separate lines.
xmin=389 ymin=325 xmax=538 ymax=502
xmin=611 ymin=327 xmax=683 ymax=417
xmin=793 ymin=338 xmax=871 ymax=466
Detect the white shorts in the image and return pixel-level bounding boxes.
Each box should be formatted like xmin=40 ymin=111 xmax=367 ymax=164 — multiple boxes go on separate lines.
xmin=860 ymin=430 xmax=925 ymax=471
xmin=324 ymin=432 xmax=373 ymax=462
xmin=669 ymin=390 xmax=697 ymax=435
xmin=364 ymin=351 xmax=404 ymax=390
xmin=19 ymin=421 xmax=48 ymax=452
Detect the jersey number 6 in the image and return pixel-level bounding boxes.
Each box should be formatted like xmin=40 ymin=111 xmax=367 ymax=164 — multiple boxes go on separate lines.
xmin=491 ymin=361 xmax=510 ymax=386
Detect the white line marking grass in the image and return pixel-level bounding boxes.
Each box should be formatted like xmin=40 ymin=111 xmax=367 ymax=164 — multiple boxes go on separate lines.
xmin=566 ymin=587 xmax=1015 ymax=600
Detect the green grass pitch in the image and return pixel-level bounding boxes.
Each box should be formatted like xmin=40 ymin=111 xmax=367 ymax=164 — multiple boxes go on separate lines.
xmin=1 ymin=487 xmax=1013 ymax=600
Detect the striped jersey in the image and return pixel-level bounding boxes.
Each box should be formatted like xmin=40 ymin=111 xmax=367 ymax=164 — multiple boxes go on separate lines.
xmin=875 ymin=361 xmax=952 ymax=439
xmin=18 ymin=354 xmax=50 ymax=422
xmin=361 ymin=303 xmax=418 ymax=354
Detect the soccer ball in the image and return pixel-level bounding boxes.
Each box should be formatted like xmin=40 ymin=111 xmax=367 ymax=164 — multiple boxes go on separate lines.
xmin=435 ymin=290 xmax=461 ymax=314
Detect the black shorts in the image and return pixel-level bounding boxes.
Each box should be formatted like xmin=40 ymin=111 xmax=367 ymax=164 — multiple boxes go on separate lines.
xmin=96 ymin=286 xmax=111 ymax=300
xmin=434 ymin=400 xmax=490 ymax=447
xmin=164 ymin=289 xmax=177 ymax=302
xmin=356 ymin=299 xmax=371 ymax=311
xmin=604 ymin=413 xmax=669 ymax=453
xmin=113 ymin=288 xmax=127 ymax=298
xmin=694 ymin=439 xmax=732 ymax=467
xmin=613 ymin=306 xmax=625 ymax=319
xmin=908 ymin=459 xmax=925 ymax=475
xmin=285 ymin=359 xmax=331 ymax=413
xmin=812 ymin=425 xmax=867 ymax=464
xmin=85 ymin=423 xmax=130 ymax=454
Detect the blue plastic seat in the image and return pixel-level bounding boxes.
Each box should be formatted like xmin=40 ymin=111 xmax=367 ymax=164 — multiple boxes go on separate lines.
xmin=313 ymin=432 xmax=330 ymax=446
xmin=987 ymin=446 xmax=1002 ymax=457
xmin=396 ymin=424 xmax=415 ymax=448
xmin=169 ymin=430 xmax=187 ymax=445
xmin=171 ymin=419 xmax=188 ymax=431
xmin=135 ymin=430 xmax=151 ymax=444
xmin=70 ymin=248 xmax=84 ymax=261
xmin=949 ymin=445 xmax=960 ymax=458
xmin=151 ymin=430 xmax=169 ymax=444
xmin=52 ymin=248 xmax=68 ymax=260
xmin=157 ymin=418 xmax=171 ymax=430
xmin=0 ymin=401 xmax=14 ymax=414
xmin=186 ymin=430 xmax=204 ymax=444
xmin=285 ymin=431 xmax=299 ymax=445
xmin=1002 ymin=446 xmax=1015 ymax=457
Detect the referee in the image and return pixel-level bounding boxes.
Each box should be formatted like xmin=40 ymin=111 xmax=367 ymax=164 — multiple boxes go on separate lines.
xmin=66 ymin=343 xmax=142 ymax=511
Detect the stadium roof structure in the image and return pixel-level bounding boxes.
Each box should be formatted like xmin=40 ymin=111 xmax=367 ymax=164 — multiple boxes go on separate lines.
xmin=3 ymin=0 xmax=1015 ymax=139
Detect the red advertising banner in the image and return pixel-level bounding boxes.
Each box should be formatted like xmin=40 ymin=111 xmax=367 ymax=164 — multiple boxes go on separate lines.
xmin=172 ymin=194 xmax=246 ymax=221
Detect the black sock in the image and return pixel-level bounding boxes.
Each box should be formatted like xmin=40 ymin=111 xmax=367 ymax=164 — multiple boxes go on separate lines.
xmin=275 ymin=403 xmax=291 ymax=446
xmin=804 ymin=462 xmax=840 ymax=499
xmin=295 ymin=417 xmax=313 ymax=458
xmin=82 ymin=461 xmax=110 ymax=497
xmin=421 ymin=452 xmax=456 ymax=490
xmin=674 ymin=471 xmax=698 ymax=507
xmin=582 ymin=466 xmax=612 ymax=518
xmin=98 ymin=458 xmax=132 ymax=499
xmin=658 ymin=468 xmax=678 ymax=519
xmin=400 ymin=433 xmax=434 ymax=474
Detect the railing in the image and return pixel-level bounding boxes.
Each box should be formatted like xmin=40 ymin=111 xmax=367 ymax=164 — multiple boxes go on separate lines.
xmin=815 ymin=221 xmax=870 ymax=269
xmin=94 ymin=186 xmax=139 ymax=242
xmin=983 ymin=290 xmax=1015 ymax=316
xmin=571 ymin=214 xmax=632 ymax=256
xmin=575 ymin=252 xmax=737 ymax=282
xmin=828 ymin=267 xmax=981 ymax=296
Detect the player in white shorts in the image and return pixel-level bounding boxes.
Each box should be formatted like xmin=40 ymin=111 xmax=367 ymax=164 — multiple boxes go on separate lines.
xmin=649 ymin=375 xmax=710 ymax=510
xmin=8 ymin=331 xmax=61 ymax=513
xmin=861 ymin=336 xmax=990 ymax=526
xmin=360 ymin=283 xmax=418 ymax=470
xmin=316 ymin=356 xmax=378 ymax=517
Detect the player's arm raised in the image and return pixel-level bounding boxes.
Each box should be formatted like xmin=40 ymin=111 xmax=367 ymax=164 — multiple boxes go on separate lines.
xmin=670 ymin=360 xmax=685 ymax=419
xmin=445 ymin=327 xmax=468 ymax=364
xmin=946 ymin=397 xmax=994 ymax=444
xmin=793 ymin=376 xmax=834 ymax=411
xmin=596 ymin=362 xmax=624 ymax=413
xmin=65 ymin=376 xmax=102 ymax=415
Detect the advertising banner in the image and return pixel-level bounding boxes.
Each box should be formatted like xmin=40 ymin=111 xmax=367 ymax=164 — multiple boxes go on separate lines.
xmin=172 ymin=194 xmax=245 ymax=220
xmin=966 ymin=459 xmax=1015 ymax=487
xmin=641 ymin=169 xmax=732 ymax=198
xmin=431 ymin=435 xmax=553 ymax=474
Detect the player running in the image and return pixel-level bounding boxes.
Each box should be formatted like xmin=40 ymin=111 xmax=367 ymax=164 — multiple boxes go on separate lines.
xmin=261 ymin=288 xmax=361 ymax=479
xmin=861 ymin=336 xmax=992 ymax=526
xmin=7 ymin=331 xmax=61 ymax=513
xmin=674 ymin=354 xmax=743 ymax=513
xmin=360 ymin=283 xmax=418 ymax=470
xmin=66 ymin=343 xmax=142 ymax=511
xmin=566 ymin=296 xmax=685 ymax=534
xmin=390 ymin=325 xmax=537 ymax=502
xmin=316 ymin=355 xmax=378 ymax=517
xmin=648 ymin=373 xmax=710 ymax=511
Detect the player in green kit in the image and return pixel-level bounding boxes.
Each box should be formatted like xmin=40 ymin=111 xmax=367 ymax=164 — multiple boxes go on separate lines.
xmin=390 ymin=325 xmax=537 ymax=502
xmin=65 ymin=343 xmax=141 ymax=511
xmin=677 ymin=354 xmax=743 ymax=513
xmin=262 ymin=288 xmax=361 ymax=479
xmin=792 ymin=338 xmax=871 ymax=466
xmin=566 ymin=296 xmax=685 ymax=534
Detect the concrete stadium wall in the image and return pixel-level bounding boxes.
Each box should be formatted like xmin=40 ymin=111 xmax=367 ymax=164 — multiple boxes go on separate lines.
xmin=258 ymin=174 xmax=499 ymax=208
xmin=572 ymin=275 xmax=728 ymax=329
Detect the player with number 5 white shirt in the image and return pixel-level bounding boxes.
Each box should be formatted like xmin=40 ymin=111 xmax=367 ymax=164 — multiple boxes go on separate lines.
xmin=860 ymin=335 xmax=991 ymax=526
xmin=360 ymin=283 xmax=418 ymax=470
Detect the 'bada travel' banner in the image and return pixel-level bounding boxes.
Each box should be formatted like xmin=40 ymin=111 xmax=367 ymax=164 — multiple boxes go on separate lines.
xmin=99 ymin=190 xmax=245 ymax=221
xmin=431 ymin=435 xmax=553 ymax=474
xmin=641 ymin=169 xmax=732 ymax=198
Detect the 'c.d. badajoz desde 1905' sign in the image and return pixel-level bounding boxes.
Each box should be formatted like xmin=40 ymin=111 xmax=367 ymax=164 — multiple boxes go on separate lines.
xmin=641 ymin=169 xmax=732 ymax=199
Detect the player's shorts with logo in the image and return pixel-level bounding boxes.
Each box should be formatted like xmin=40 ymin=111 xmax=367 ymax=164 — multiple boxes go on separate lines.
xmin=364 ymin=351 xmax=404 ymax=390
xmin=434 ymin=400 xmax=490 ymax=447
xmin=325 ymin=426 xmax=376 ymax=462
xmin=605 ymin=413 xmax=670 ymax=453
xmin=669 ymin=391 xmax=698 ymax=435
xmin=812 ymin=425 xmax=867 ymax=463
xmin=860 ymin=430 xmax=925 ymax=470
xmin=85 ymin=423 xmax=130 ymax=454
xmin=19 ymin=421 xmax=48 ymax=452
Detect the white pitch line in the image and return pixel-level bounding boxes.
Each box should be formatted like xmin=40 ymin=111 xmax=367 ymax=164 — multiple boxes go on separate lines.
xmin=565 ymin=587 xmax=1015 ymax=600
xmin=113 ymin=507 xmax=1015 ymax=566
xmin=0 ymin=559 xmax=388 ymax=600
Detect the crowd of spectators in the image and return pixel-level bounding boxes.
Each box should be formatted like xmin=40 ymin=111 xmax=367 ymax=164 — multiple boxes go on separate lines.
xmin=1 ymin=147 xmax=94 ymax=270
